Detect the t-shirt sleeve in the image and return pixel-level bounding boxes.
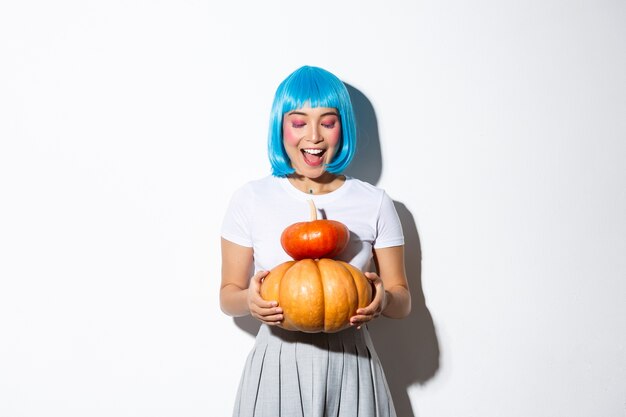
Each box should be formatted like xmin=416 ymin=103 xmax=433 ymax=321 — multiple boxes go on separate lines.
xmin=373 ymin=191 xmax=405 ymax=249
xmin=221 ymin=185 xmax=254 ymax=247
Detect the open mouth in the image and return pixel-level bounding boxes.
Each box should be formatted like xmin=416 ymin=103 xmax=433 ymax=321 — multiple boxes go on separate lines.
xmin=301 ymin=148 xmax=326 ymax=167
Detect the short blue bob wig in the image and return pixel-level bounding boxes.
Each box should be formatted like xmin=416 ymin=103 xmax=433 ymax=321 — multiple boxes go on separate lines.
xmin=268 ymin=66 xmax=357 ymax=177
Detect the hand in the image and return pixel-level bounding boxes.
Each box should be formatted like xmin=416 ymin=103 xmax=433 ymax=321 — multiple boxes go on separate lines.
xmin=247 ymin=270 xmax=284 ymax=325
xmin=350 ymin=272 xmax=387 ymax=329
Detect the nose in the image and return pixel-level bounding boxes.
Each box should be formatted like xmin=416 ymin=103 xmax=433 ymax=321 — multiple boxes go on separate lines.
xmin=308 ymin=125 xmax=323 ymax=144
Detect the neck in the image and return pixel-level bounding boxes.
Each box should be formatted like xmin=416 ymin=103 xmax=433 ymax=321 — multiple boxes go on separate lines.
xmin=287 ymin=173 xmax=345 ymax=195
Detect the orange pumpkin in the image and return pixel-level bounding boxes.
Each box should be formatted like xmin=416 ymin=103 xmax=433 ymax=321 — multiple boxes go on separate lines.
xmin=260 ymin=258 xmax=372 ymax=333
xmin=281 ymin=200 xmax=350 ymax=260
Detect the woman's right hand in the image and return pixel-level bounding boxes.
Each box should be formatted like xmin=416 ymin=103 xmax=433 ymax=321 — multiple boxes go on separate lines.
xmin=247 ymin=270 xmax=284 ymax=325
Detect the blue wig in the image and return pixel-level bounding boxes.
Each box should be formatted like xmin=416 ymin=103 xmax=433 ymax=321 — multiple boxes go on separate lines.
xmin=268 ymin=66 xmax=357 ymax=177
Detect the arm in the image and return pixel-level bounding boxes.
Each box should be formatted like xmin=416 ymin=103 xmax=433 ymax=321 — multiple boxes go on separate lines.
xmin=350 ymin=245 xmax=411 ymax=327
xmin=220 ymin=238 xmax=284 ymax=324
xmin=374 ymin=245 xmax=411 ymax=318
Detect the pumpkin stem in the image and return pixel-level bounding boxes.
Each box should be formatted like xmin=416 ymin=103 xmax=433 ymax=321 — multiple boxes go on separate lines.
xmin=308 ymin=200 xmax=317 ymax=221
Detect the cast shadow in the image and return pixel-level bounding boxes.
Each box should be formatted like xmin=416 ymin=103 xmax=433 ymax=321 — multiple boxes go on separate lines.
xmin=233 ymin=84 xmax=440 ymax=417
xmin=346 ymin=84 xmax=440 ymax=416
xmin=367 ymin=202 xmax=440 ymax=416
xmin=343 ymin=84 xmax=383 ymax=186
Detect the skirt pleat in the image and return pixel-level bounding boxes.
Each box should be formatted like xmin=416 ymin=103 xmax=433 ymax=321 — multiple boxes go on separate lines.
xmin=236 ymin=343 xmax=268 ymax=417
xmin=325 ymin=335 xmax=344 ymax=417
xmin=364 ymin=330 xmax=395 ymax=417
xmin=280 ymin=340 xmax=304 ymax=417
xmin=311 ymin=334 xmax=329 ymax=417
xmin=355 ymin=336 xmax=375 ymax=417
xmin=255 ymin=339 xmax=281 ymax=416
xmin=338 ymin=336 xmax=358 ymax=417
xmin=232 ymin=325 xmax=396 ymax=417
xmin=295 ymin=338 xmax=313 ymax=415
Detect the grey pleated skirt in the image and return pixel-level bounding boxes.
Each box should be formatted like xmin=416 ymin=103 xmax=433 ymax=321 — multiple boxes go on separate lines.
xmin=232 ymin=324 xmax=397 ymax=417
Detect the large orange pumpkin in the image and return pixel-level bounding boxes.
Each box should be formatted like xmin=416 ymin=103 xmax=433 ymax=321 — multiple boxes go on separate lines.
xmin=281 ymin=200 xmax=349 ymax=260
xmin=260 ymin=258 xmax=372 ymax=333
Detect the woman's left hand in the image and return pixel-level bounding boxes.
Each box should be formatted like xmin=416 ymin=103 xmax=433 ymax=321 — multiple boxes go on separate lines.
xmin=350 ymin=272 xmax=387 ymax=329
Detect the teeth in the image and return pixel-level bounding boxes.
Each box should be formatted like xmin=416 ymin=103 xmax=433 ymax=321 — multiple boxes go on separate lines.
xmin=303 ymin=149 xmax=324 ymax=155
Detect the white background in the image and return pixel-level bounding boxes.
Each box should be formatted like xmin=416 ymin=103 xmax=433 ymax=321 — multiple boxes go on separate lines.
xmin=1 ymin=1 xmax=625 ymax=416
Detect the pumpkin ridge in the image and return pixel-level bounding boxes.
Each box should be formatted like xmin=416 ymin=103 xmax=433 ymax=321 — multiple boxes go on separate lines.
xmin=280 ymin=259 xmax=325 ymax=332
xmin=318 ymin=259 xmax=356 ymax=333
xmin=338 ymin=261 xmax=359 ymax=330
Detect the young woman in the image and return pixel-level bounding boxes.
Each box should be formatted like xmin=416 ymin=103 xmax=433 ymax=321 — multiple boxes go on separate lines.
xmin=220 ymin=65 xmax=411 ymax=417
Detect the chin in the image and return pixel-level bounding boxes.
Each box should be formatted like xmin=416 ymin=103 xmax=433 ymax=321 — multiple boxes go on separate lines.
xmin=296 ymin=166 xmax=327 ymax=179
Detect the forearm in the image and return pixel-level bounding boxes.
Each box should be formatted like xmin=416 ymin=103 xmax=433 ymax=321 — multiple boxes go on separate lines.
xmin=220 ymin=284 xmax=251 ymax=317
xmin=382 ymin=284 xmax=411 ymax=319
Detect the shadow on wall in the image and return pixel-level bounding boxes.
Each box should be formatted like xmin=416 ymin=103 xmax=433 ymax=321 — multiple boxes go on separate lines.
xmin=233 ymin=84 xmax=440 ymax=417
xmin=367 ymin=201 xmax=440 ymax=417
xmin=347 ymin=84 xmax=440 ymax=416
xmin=343 ymin=84 xmax=383 ymax=186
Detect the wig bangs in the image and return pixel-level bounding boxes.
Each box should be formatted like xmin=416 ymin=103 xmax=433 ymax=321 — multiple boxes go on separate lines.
xmin=279 ymin=70 xmax=342 ymax=115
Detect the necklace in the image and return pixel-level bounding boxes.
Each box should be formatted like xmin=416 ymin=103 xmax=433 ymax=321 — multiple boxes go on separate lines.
xmin=288 ymin=174 xmax=344 ymax=195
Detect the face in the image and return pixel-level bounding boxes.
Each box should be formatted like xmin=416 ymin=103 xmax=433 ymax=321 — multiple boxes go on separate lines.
xmin=282 ymin=106 xmax=341 ymax=179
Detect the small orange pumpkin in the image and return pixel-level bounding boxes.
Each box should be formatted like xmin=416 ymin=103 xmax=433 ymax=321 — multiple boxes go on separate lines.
xmin=260 ymin=258 xmax=372 ymax=333
xmin=281 ymin=200 xmax=350 ymax=260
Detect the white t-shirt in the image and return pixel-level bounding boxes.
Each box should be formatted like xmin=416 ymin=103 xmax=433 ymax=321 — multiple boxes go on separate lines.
xmin=221 ymin=175 xmax=404 ymax=273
